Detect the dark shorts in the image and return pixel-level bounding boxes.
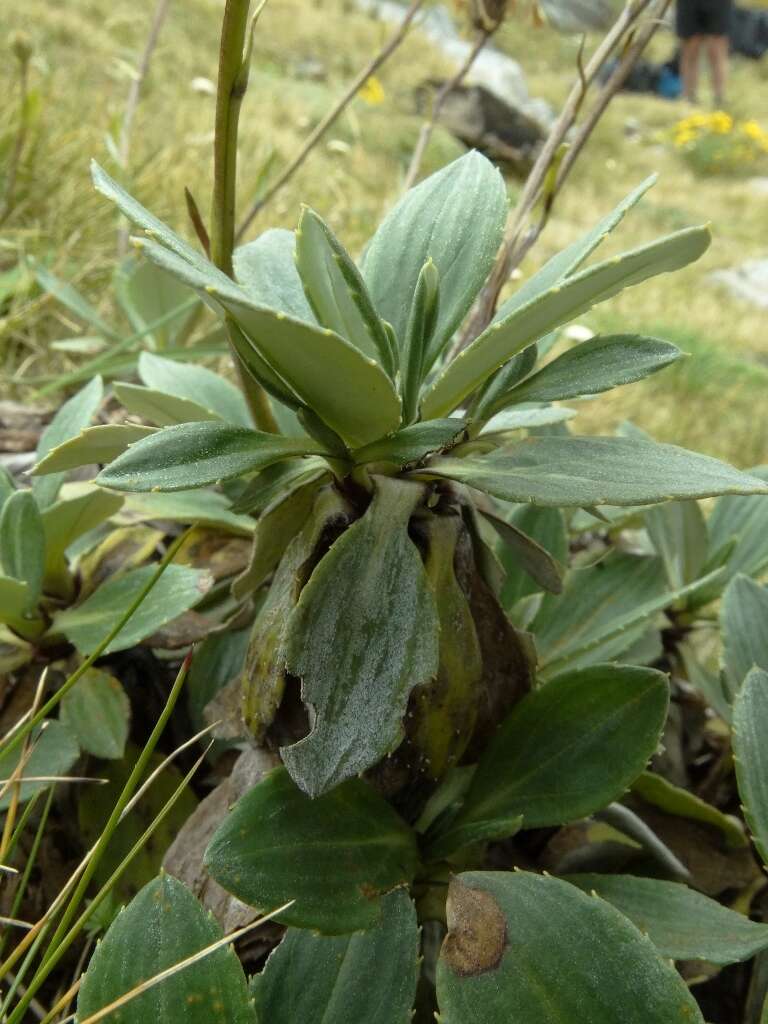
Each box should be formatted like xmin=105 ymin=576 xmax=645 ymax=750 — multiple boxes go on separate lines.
xmin=677 ymin=0 xmax=732 ymax=38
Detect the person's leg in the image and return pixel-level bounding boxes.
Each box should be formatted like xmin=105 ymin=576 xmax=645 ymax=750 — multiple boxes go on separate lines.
xmin=681 ymin=35 xmax=702 ymax=102
xmin=706 ymin=34 xmax=729 ymax=106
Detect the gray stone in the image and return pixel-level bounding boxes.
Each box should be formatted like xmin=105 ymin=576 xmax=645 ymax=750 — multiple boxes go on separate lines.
xmin=710 ymin=260 xmax=768 ymax=311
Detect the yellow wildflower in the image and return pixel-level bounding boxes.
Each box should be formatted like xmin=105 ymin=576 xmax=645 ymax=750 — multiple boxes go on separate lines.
xmin=359 ymin=76 xmax=385 ymax=106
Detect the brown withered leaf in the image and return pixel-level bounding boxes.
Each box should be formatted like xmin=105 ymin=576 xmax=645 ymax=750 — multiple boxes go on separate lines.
xmin=162 ymin=746 xmax=278 ymax=932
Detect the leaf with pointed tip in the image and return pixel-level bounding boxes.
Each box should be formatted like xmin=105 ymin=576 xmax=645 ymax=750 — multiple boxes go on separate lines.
xmin=97 ymin=422 xmax=325 ymax=492
xmin=403 ymin=259 xmax=440 ymax=422
xmin=205 ymin=766 xmax=420 ymax=933
xmin=282 ymin=476 xmax=439 ymax=796
xmin=0 ymin=720 xmax=80 ymax=810
xmin=33 ymin=376 xmax=104 ymax=508
xmin=234 ymin=228 xmax=316 ymax=323
xmin=566 ymin=873 xmax=768 ymax=964
xmin=296 ymin=207 xmax=393 ymax=372
xmin=479 ymin=405 xmax=576 ymax=437
xmin=491 ymin=177 xmax=657 ymax=334
xmin=422 ymin=225 xmax=710 ymax=418
xmin=630 ymin=771 xmax=746 ymax=847
xmin=52 ymin=564 xmax=212 ymax=655
xmin=362 ymin=151 xmax=507 ymax=358
xmin=480 ymin=509 xmax=563 ymax=595
xmin=436 ymin=871 xmax=704 ymax=1024
xmin=251 ymin=889 xmax=419 ymax=1024
xmin=213 ymin=292 xmax=402 ymax=448
xmin=60 ymin=667 xmax=130 ymax=760
xmin=231 ymin=480 xmax=318 ymax=599
xmin=231 ymin=457 xmax=329 ymax=515
xmin=138 ymin=351 xmax=252 ymax=427
xmin=113 ymin=382 xmax=222 ymax=426
xmin=448 ymin=664 xmax=668 ymax=833
xmin=119 ymin=489 xmax=255 ymax=535
xmin=722 ymin=575 xmax=768 ymax=695
xmin=424 ymin=435 xmax=768 ymax=508
xmin=733 ymin=667 xmax=768 ymax=868
xmin=353 ymin=419 xmax=466 ymax=467
xmin=92 ymin=162 xmax=223 ymax=278
xmin=77 ymin=874 xmax=255 ymax=1024
xmin=494 ymin=504 xmax=567 ymax=610
xmin=31 ymin=424 xmax=157 ymax=475
xmin=499 ymin=334 xmax=681 ymax=407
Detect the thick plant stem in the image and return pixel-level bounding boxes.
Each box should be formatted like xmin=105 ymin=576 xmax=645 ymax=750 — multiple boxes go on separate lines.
xmin=211 ymin=0 xmax=278 ymax=432
xmin=210 ymin=0 xmax=251 ymax=276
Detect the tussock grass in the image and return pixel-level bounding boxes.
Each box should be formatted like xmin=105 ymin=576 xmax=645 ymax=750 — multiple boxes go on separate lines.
xmin=1 ymin=0 xmax=766 ymax=464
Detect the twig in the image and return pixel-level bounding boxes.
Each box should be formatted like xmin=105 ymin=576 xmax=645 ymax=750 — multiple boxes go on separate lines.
xmin=458 ymin=0 xmax=658 ymax=344
xmin=116 ymin=0 xmax=173 ymax=256
xmin=403 ymin=27 xmax=493 ymax=193
xmin=235 ymin=0 xmax=428 ymax=239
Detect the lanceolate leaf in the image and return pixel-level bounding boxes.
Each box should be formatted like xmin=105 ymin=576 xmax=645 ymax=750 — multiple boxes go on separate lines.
xmin=423 ymin=436 xmax=768 ymax=508
xmin=480 ymin=509 xmax=563 ymax=595
xmin=211 ymin=290 xmax=402 ymax=448
xmin=0 ymin=720 xmax=80 ymax=810
xmin=231 ymin=480 xmax=318 ymax=599
xmin=362 ymin=151 xmax=507 ymax=357
xmin=33 ymin=375 xmax=104 ymax=508
xmin=120 ymin=489 xmax=255 ymax=535
xmin=92 ymin=162 xmax=226 ymax=279
xmin=352 ymin=419 xmax=466 ymax=468
xmin=77 ymin=874 xmax=255 ymax=1024
xmin=631 ymin=771 xmax=746 ymax=848
xmin=489 ymin=176 xmax=657 ymax=327
xmin=0 ymin=490 xmax=45 ymax=610
xmin=721 ymin=575 xmax=768 ymax=695
xmin=234 ymin=228 xmax=317 ymax=323
xmin=31 ymin=424 xmax=156 ymax=476
xmin=282 ymin=476 xmax=439 ymax=796
xmin=402 ymin=259 xmax=440 ymax=422
xmin=733 ymin=667 xmax=768 ymax=868
xmin=231 ymin=457 xmax=329 ymax=515
xmin=449 ymin=664 xmax=668 ymax=831
xmin=53 ymin=564 xmax=212 ymax=655
xmin=97 ymin=422 xmax=326 ymax=492
xmin=60 ymin=667 xmax=130 ymax=760
xmin=498 ymin=334 xmax=681 ymax=407
xmin=566 ymin=874 xmax=768 ymax=964
xmin=205 ymin=766 xmax=420 ymax=933
xmin=138 ymin=351 xmax=252 ymax=427
xmin=251 ymin=889 xmax=420 ymax=1024
xmin=422 ymin=225 xmax=710 ymax=418
xmin=296 ymin=207 xmax=393 ymax=372
xmin=113 ymin=382 xmax=223 ymax=426
xmin=436 ymin=872 xmax=704 ymax=1024
xmin=495 ymin=504 xmax=567 ymax=610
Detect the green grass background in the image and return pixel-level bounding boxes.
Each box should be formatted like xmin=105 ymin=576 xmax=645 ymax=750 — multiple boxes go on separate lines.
xmin=1 ymin=0 xmax=767 ymax=464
